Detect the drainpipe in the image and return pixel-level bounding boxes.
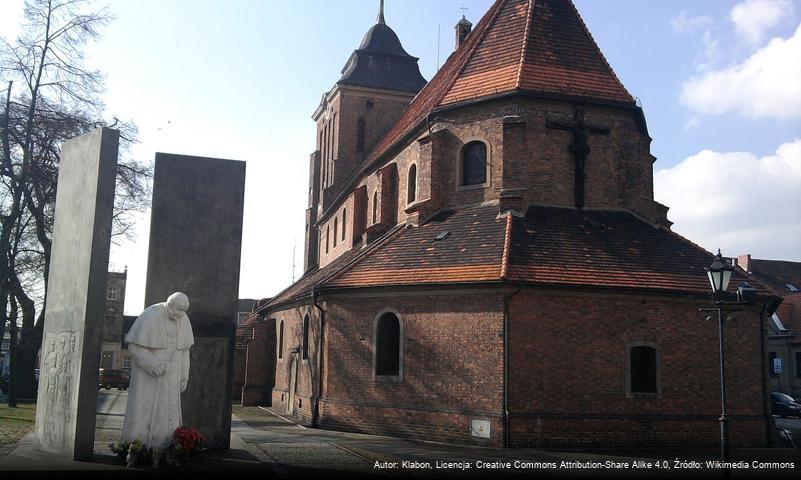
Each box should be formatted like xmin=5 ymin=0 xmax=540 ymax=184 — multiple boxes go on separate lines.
xmin=311 ymin=285 xmax=326 ymax=428
xmin=503 ymin=286 xmax=522 ymax=448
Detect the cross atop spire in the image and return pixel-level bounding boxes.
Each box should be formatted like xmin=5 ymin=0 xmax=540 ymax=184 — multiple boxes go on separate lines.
xmin=377 ymin=0 xmax=385 ymax=24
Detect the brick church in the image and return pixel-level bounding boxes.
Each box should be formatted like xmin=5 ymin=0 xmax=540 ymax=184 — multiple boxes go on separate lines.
xmin=242 ymin=0 xmax=780 ymax=449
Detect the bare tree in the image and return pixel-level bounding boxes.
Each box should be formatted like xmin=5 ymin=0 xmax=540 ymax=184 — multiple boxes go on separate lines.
xmin=0 ymin=0 xmax=151 ymax=403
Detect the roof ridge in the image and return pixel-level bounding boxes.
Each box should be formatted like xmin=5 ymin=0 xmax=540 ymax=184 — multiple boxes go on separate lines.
xmin=515 ymin=0 xmax=535 ymax=89
xmin=500 ymin=213 xmax=513 ymax=280
xmin=563 ymin=0 xmax=633 ymax=102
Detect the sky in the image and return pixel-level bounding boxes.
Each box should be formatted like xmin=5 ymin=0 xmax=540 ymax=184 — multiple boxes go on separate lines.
xmin=1 ymin=0 xmax=799 ymax=315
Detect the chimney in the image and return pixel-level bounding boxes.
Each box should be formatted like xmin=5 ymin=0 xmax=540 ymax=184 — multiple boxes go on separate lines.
xmin=737 ymin=254 xmax=752 ymax=273
xmin=455 ymin=15 xmax=472 ymax=50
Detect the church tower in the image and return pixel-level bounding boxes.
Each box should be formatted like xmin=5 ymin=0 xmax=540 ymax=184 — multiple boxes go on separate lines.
xmin=304 ymin=1 xmax=426 ymax=272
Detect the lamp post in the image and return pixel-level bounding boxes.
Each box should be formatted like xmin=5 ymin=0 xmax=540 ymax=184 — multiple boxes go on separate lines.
xmin=699 ymin=250 xmax=757 ymax=467
xmin=705 ymin=249 xmax=735 ymax=464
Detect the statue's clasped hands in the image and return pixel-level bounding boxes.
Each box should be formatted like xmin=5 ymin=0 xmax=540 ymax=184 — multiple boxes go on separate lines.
xmin=151 ymin=362 xmax=167 ymax=377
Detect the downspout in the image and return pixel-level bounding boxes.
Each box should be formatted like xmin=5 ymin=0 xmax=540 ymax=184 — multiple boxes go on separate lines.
xmin=502 ymin=286 xmax=522 ymax=448
xmin=311 ymin=284 xmax=326 ymax=428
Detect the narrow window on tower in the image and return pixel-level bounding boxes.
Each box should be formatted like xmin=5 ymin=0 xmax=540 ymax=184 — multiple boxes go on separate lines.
xmin=342 ymin=209 xmax=347 ymax=241
xmin=372 ymin=190 xmax=379 ymax=224
xmin=326 ymin=225 xmax=330 ymax=254
xmin=374 ymin=311 xmax=402 ymax=380
xmin=407 ymin=164 xmax=417 ymax=204
xmin=333 ymin=218 xmax=338 ymax=247
xmin=302 ymin=315 xmax=310 ymax=360
xmin=461 ymin=141 xmax=487 ymax=186
xmin=627 ymin=344 xmax=659 ymax=396
xmin=357 ymin=118 xmax=366 ymax=153
xmin=278 ymin=319 xmax=284 ymax=360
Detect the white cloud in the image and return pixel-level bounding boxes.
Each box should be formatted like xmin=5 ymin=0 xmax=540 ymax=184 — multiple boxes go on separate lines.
xmin=654 ymin=139 xmax=801 ymax=262
xmin=679 ymin=24 xmax=801 ymax=118
xmin=672 ymin=11 xmax=713 ymax=34
xmin=730 ymin=0 xmax=794 ymax=43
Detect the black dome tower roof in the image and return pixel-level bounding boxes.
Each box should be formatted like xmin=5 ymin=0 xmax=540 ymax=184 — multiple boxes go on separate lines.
xmin=338 ymin=1 xmax=426 ymax=94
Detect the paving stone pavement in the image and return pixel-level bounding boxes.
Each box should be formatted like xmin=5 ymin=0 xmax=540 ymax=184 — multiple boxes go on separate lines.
xmin=1 ymin=390 xmax=799 ymax=479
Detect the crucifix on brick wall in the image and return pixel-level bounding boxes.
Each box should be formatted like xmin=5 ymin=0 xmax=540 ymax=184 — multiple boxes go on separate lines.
xmin=547 ymin=105 xmax=610 ymax=209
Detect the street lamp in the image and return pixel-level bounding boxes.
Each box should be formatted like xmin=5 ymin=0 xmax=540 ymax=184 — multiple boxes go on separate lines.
xmin=700 ymin=249 xmax=755 ymax=467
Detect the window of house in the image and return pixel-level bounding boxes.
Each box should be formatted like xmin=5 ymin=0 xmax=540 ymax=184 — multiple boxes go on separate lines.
xmin=375 ymin=312 xmax=401 ymax=378
xmin=123 ymin=356 xmax=131 ymax=369
xmin=278 ymin=320 xmax=284 ymax=360
xmin=372 ymin=191 xmax=379 ymax=225
xmin=769 ymin=352 xmax=779 ymax=377
xmin=628 ymin=344 xmax=658 ymax=395
xmin=342 ymin=209 xmax=347 ymax=241
xmin=302 ymin=315 xmax=310 ymax=360
xmin=107 ymin=288 xmax=118 ymax=300
xmin=325 ymin=225 xmax=330 ymax=253
xmin=462 ymin=141 xmax=487 ymax=186
xmin=357 ymin=118 xmax=365 ymax=152
xmin=407 ymin=164 xmax=417 ymax=204
xmin=333 ymin=218 xmax=338 ymax=247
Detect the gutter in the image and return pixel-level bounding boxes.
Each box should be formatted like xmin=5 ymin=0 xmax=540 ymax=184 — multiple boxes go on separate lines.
xmin=502 ymin=286 xmax=522 ymax=448
xmin=311 ymin=284 xmax=326 ymax=428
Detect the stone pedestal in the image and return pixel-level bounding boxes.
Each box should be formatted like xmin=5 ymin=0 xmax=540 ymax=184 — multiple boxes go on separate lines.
xmin=34 ymin=128 xmax=119 ymax=460
xmin=144 ymin=153 xmax=245 ymax=448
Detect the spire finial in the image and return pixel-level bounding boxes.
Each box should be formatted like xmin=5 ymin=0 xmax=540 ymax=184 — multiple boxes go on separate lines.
xmin=377 ymin=0 xmax=385 ymax=24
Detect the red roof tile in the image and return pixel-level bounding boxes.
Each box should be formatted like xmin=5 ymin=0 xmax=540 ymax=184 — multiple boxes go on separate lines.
xmin=365 ymin=0 xmax=633 ymax=168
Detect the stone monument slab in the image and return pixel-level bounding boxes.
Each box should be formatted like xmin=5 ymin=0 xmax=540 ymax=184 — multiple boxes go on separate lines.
xmin=144 ymin=153 xmax=245 ymax=448
xmin=34 ymin=127 xmax=119 ymax=460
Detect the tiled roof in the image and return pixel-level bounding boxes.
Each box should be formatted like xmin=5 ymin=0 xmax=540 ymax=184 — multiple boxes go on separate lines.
xmin=326 ymin=205 xmax=507 ymax=288
xmin=364 ymin=0 xmax=633 ymax=167
xmin=322 ymin=204 xmax=777 ymax=297
xmin=746 ymin=259 xmax=801 ymax=294
xmin=776 ymin=292 xmax=801 ymax=330
xmin=265 ymin=226 xmax=405 ymax=308
xmin=264 ymin=204 xmax=780 ymax=313
xmin=504 ymin=206 xmax=773 ymax=295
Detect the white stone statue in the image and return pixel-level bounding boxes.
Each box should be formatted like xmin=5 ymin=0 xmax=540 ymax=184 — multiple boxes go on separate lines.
xmin=120 ymin=292 xmax=194 ymax=448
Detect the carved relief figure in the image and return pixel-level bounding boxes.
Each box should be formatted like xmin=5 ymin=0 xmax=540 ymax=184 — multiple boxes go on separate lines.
xmin=120 ymin=292 xmax=194 ymax=448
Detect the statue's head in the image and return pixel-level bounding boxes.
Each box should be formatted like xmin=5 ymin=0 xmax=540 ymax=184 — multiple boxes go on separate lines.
xmin=165 ymin=292 xmax=190 ymax=321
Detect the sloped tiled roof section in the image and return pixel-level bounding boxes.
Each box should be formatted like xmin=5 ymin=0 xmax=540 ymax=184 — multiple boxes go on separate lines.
xmin=266 ymin=246 xmax=365 ymax=308
xmin=321 ymin=203 xmax=777 ymax=297
xmin=505 ymin=206 xmax=775 ymax=296
xmin=365 ymin=0 xmax=633 ymax=166
xmin=747 ymin=259 xmax=801 ymax=293
xmin=775 ymin=292 xmax=801 ymax=331
xmin=326 ymin=204 xmax=507 ymax=288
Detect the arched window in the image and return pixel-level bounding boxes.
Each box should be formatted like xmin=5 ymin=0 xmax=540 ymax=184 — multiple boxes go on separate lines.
xmin=374 ymin=311 xmax=401 ymax=378
xmin=627 ymin=343 xmax=659 ymax=396
xmin=278 ymin=319 xmax=284 ymax=360
xmin=333 ymin=218 xmax=338 ymax=247
xmin=302 ymin=315 xmax=310 ymax=360
xmin=407 ymin=164 xmax=417 ymax=204
xmin=462 ymin=141 xmax=487 ymax=186
xmin=372 ymin=190 xmax=379 ymax=224
xmin=357 ymin=117 xmax=366 ymax=152
xmin=341 ymin=209 xmax=347 ymax=241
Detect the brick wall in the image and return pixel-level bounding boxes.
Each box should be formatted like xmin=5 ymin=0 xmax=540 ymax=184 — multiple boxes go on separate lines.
xmin=507 ymin=289 xmax=770 ymax=448
xmin=242 ymin=319 xmax=277 ymax=406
